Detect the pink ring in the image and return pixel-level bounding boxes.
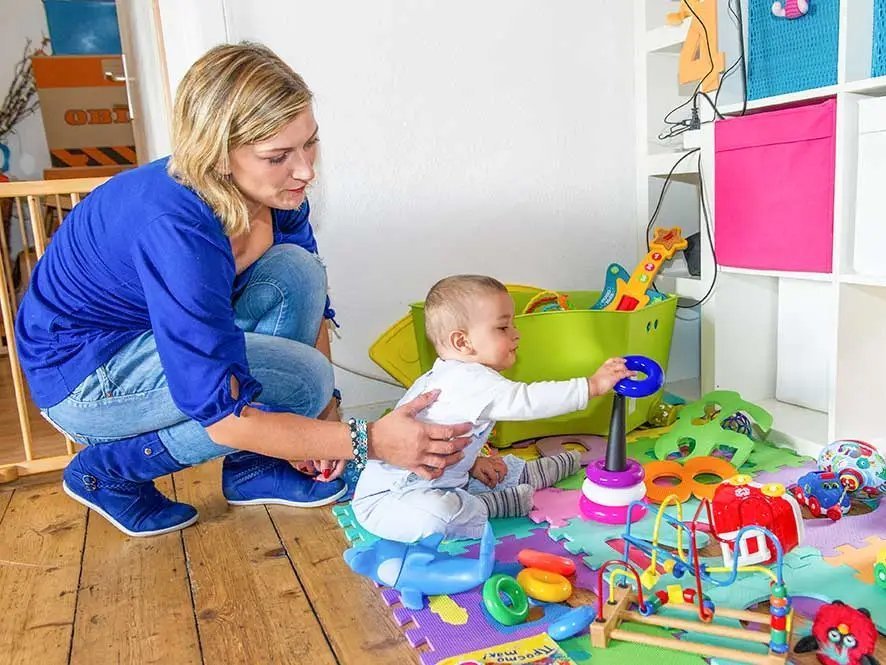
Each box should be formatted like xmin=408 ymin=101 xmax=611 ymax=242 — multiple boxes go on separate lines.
xmin=585 ymin=458 xmax=645 ymax=488
xmin=579 ymin=495 xmax=647 ymax=524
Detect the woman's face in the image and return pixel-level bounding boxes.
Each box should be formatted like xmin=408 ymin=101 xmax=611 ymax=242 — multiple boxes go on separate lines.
xmin=228 ymin=107 xmax=319 ymax=213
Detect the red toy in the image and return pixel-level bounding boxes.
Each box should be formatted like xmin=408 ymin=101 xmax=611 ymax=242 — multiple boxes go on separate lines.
xmin=711 ymin=475 xmax=804 ymax=567
xmin=794 ymin=600 xmax=880 ymax=665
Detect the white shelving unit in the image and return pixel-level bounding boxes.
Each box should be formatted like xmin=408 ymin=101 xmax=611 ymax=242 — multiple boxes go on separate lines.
xmin=634 ymin=1 xmax=719 ymax=404
xmin=635 ymin=0 xmax=886 ymax=456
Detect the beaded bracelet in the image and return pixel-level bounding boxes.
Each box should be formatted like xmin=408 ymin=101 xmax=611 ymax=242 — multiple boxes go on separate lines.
xmin=348 ymin=417 xmax=368 ymax=470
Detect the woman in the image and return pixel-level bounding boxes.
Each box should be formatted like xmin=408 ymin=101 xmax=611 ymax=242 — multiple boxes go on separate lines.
xmin=14 ymin=42 xmax=469 ymax=538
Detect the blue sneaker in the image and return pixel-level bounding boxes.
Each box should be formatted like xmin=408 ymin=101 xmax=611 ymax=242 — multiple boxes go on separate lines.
xmin=222 ymin=451 xmax=347 ymax=507
xmin=62 ymin=432 xmax=198 ymax=537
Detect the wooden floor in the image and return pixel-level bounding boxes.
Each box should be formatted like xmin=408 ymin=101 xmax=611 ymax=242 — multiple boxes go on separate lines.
xmin=0 ymin=461 xmax=424 ymax=665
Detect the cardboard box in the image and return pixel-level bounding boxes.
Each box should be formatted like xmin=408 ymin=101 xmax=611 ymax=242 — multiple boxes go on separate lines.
xmin=31 ymin=54 xmax=137 ymax=169
xmin=43 ymin=165 xmax=133 ymax=180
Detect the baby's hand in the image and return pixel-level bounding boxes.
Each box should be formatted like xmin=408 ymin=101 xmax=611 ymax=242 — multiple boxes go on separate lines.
xmin=588 ymin=357 xmax=635 ymax=398
xmin=470 ymin=456 xmax=508 ymax=488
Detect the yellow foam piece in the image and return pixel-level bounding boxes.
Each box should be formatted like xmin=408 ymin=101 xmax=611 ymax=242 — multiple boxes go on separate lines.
xmin=428 ymin=595 xmax=469 ymax=625
xmin=824 ymin=535 xmax=886 ymax=584
xmin=507 ymin=444 xmax=541 ymax=462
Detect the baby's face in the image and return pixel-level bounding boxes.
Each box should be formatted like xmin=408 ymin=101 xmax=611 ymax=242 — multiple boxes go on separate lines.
xmin=466 ymin=292 xmax=520 ymax=371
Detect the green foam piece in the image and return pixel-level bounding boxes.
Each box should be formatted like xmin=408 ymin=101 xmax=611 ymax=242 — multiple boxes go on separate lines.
xmin=331 ymin=503 xmax=379 ymax=548
xmin=548 ymin=500 xmax=709 ymax=569
xmin=560 ymin=622 xmax=705 ymax=665
xmin=654 ymin=390 xmax=772 ymax=468
xmin=555 ymin=469 xmax=585 ymax=490
xmin=740 ymin=439 xmax=812 ymax=475
xmin=438 ymin=517 xmax=545 ymax=555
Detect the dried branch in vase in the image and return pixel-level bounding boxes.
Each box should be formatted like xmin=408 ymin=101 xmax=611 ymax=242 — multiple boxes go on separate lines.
xmin=0 ymin=38 xmax=50 ymax=141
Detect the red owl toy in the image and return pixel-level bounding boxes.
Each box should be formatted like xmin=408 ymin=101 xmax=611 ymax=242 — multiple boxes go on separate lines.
xmin=794 ymin=600 xmax=880 ymax=665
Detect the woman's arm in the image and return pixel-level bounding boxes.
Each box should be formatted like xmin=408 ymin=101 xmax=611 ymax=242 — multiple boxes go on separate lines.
xmin=205 ymin=389 xmax=472 ymax=479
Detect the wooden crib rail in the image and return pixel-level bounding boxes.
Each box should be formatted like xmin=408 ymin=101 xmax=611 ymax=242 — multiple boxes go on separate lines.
xmin=0 ymin=177 xmax=109 ymax=483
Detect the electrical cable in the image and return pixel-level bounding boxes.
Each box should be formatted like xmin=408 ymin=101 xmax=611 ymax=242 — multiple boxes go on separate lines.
xmin=331 ymin=359 xmax=403 ymax=388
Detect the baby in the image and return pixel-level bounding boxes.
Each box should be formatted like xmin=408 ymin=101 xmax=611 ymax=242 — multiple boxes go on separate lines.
xmin=352 ymin=275 xmax=632 ymax=543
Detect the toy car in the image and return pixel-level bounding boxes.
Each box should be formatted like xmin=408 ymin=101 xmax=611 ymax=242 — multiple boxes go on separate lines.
xmin=789 ymin=471 xmax=851 ymax=521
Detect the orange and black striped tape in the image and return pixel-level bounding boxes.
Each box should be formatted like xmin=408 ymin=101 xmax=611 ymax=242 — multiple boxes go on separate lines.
xmin=50 ymin=146 xmax=137 ymax=168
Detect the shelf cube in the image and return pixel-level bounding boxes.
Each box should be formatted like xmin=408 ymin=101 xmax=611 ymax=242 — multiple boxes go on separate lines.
xmin=714 ymin=98 xmax=837 ymax=273
xmin=747 ymin=0 xmax=839 ymax=100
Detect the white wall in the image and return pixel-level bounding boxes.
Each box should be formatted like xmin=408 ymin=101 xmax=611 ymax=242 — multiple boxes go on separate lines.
xmin=0 ymin=0 xmax=51 ymax=180
xmin=153 ymin=0 xmax=638 ymax=410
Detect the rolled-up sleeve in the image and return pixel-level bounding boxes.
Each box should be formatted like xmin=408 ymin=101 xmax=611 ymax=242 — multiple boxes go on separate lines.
xmin=131 ymin=214 xmax=262 ymax=426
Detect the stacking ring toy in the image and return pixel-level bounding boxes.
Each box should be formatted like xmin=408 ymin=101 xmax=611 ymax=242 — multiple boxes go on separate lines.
xmin=517 ymin=549 xmax=576 ymax=577
xmin=482 ymin=574 xmax=529 ymax=625
xmin=548 ymin=605 xmax=597 ymax=640
xmin=586 ymin=458 xmax=646 ymax=487
xmin=614 ymin=355 xmax=665 ymax=398
xmin=516 ymin=568 xmax=573 ymax=603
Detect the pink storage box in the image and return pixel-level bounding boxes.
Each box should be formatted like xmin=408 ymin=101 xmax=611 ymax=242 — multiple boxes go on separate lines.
xmin=714 ymin=98 xmax=836 ymax=273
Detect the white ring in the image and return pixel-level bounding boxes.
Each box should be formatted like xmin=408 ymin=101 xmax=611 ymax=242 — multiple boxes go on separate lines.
xmin=582 ymin=478 xmax=647 ymax=506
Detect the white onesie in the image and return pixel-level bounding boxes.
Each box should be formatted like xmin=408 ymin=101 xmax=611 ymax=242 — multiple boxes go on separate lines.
xmin=352 ymin=358 xmax=588 ymax=542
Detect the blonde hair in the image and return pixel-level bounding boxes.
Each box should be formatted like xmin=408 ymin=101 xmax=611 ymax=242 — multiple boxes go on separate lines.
xmin=168 ymin=42 xmax=313 ymax=236
xmin=424 ymin=275 xmax=508 ymax=351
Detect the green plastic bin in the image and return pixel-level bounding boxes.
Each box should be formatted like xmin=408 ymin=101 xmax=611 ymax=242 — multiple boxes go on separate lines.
xmin=410 ymin=288 xmax=677 ymax=447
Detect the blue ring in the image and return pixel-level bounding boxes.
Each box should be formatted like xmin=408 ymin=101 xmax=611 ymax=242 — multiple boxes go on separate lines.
xmin=614 ymin=355 xmax=664 ymax=398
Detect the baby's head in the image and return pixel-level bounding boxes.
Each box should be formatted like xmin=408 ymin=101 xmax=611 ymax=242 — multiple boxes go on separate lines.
xmin=424 ymin=275 xmax=520 ymax=371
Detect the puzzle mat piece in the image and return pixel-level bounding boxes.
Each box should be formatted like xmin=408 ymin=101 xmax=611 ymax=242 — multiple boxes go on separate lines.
xmin=751 ymin=459 xmax=816 ymax=488
xmin=702 ymin=547 xmax=886 ymax=633
xmin=547 ymin=499 xmax=710 ymax=570
xmin=529 ymin=487 xmax=581 ymax=528
xmin=438 ymin=517 xmax=546 ymax=556
xmin=824 ymin=535 xmax=886 ymax=584
xmin=797 ymin=507 xmax=886 ymax=557
xmin=676 ymin=608 xmax=806 ymax=665
xmin=331 ymin=503 xmax=379 ymax=548
xmin=503 ymin=443 xmax=541 ymax=462
xmin=381 ymin=586 xmax=571 ymax=665
xmin=427 ymin=595 xmax=468 ymax=625
xmin=461 ymin=527 xmax=598 ymax=591
xmin=553 ymin=436 xmax=664 ymax=491
xmin=535 ymin=434 xmax=606 ymax=465
xmin=556 ymin=469 xmax=585 ymax=490
xmin=740 ymin=439 xmax=811 ymax=475
xmin=560 ymin=621 xmax=706 ymax=665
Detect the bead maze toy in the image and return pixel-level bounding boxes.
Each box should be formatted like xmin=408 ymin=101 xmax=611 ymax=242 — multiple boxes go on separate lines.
xmin=581 ymin=355 xmax=664 ymax=524
xmin=591 ymin=495 xmax=796 ymax=664
xmin=591 ymin=226 xmax=688 ymax=312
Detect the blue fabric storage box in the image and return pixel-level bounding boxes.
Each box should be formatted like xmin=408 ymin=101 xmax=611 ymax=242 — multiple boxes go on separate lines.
xmin=874 ymin=0 xmax=886 ymax=78
xmin=747 ymin=0 xmax=839 ymax=100
xmin=43 ymin=0 xmax=122 ymax=55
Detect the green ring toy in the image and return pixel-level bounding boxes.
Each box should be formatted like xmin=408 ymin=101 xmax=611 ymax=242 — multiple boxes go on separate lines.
xmin=482 ymin=574 xmax=529 ymax=626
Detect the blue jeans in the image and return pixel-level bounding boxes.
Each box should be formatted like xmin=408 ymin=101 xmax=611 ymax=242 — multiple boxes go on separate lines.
xmin=42 ymin=245 xmax=334 ymax=466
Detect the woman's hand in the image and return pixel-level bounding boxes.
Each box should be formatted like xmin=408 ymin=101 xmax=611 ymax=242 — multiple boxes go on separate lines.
xmin=368 ymin=389 xmax=472 ymax=480
xmin=291 ymin=459 xmax=347 ymax=481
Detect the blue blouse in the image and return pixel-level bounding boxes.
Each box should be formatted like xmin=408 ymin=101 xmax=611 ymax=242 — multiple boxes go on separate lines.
xmin=14 ymin=157 xmax=331 ymax=427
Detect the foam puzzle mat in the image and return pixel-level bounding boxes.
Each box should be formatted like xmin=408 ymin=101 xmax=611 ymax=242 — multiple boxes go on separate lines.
xmin=335 ymin=426 xmax=885 ymax=664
